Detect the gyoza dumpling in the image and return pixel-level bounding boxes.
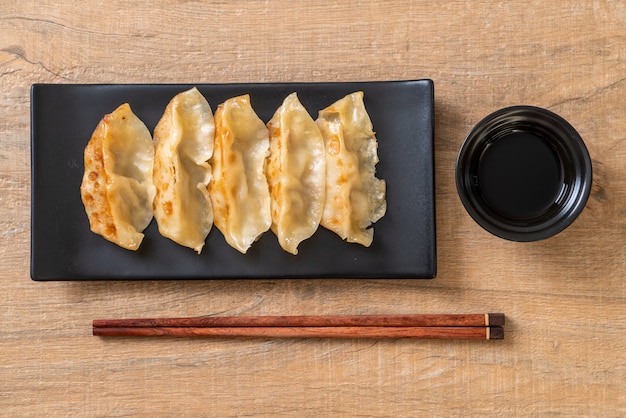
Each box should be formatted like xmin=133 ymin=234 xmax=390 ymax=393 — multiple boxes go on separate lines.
xmin=80 ymin=103 xmax=156 ymax=251
xmin=209 ymin=94 xmax=271 ymax=254
xmin=152 ymin=87 xmax=214 ymax=253
xmin=315 ymin=92 xmax=386 ymax=247
xmin=266 ymin=93 xmax=326 ymax=255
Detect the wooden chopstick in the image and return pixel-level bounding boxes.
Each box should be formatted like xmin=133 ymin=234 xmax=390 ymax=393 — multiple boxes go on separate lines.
xmin=92 ymin=313 xmax=504 ymax=340
xmin=93 ymin=313 xmax=505 ymax=328
xmin=93 ymin=325 xmax=504 ymax=340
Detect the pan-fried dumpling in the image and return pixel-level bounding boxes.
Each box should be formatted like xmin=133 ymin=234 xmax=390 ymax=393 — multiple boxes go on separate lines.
xmin=80 ymin=103 xmax=156 ymax=251
xmin=209 ymin=94 xmax=271 ymax=254
xmin=266 ymin=93 xmax=326 ymax=255
xmin=152 ymin=87 xmax=214 ymax=253
xmin=315 ymin=91 xmax=386 ymax=247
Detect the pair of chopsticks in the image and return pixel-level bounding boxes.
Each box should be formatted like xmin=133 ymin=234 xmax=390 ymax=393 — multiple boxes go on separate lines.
xmin=93 ymin=313 xmax=505 ymax=340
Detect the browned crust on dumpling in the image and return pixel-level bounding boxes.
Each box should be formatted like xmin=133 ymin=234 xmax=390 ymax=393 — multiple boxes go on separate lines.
xmin=80 ymin=113 xmax=122 ymax=246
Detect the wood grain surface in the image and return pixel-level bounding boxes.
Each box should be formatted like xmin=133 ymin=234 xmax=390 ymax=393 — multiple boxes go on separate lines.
xmin=2 ymin=1 xmax=625 ymax=416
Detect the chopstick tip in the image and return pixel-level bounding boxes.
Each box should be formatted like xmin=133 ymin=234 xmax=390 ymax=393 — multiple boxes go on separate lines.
xmin=488 ymin=326 xmax=504 ymax=340
xmin=487 ymin=313 xmax=505 ymax=326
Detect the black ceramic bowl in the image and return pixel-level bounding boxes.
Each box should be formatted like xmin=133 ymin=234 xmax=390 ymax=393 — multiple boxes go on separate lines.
xmin=456 ymin=106 xmax=592 ymax=241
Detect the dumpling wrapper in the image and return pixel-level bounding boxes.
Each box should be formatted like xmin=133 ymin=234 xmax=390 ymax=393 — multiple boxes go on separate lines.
xmin=80 ymin=103 xmax=156 ymax=250
xmin=209 ymin=94 xmax=271 ymax=254
xmin=315 ymin=91 xmax=387 ymax=247
xmin=266 ymin=93 xmax=326 ymax=255
xmin=153 ymin=87 xmax=215 ymax=253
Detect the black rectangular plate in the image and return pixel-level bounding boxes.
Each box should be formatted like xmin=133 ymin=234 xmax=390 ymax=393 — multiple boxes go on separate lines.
xmin=30 ymin=80 xmax=436 ymax=280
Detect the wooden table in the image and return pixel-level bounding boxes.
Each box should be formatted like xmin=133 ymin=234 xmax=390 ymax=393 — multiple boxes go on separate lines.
xmin=2 ymin=1 xmax=625 ymax=416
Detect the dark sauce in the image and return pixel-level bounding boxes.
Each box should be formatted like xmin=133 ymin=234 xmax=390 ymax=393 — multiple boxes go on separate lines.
xmin=477 ymin=132 xmax=562 ymax=220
